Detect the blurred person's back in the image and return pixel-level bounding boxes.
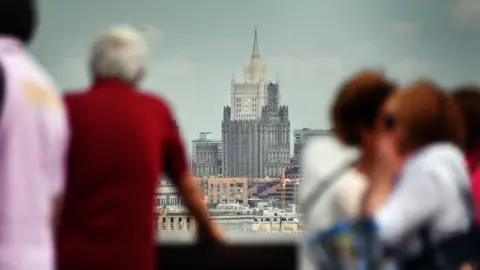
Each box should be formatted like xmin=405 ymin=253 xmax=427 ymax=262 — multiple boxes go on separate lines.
xmin=0 ymin=1 xmax=69 ymax=270
xmin=301 ymin=136 xmax=360 ymax=230
xmin=56 ymin=26 xmax=189 ymax=270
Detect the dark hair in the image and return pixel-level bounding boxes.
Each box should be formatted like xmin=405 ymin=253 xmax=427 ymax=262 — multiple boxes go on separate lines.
xmin=331 ymin=70 xmax=396 ymax=146
xmin=0 ymin=0 xmax=37 ymax=44
xmin=452 ymin=86 xmax=480 ymax=151
xmin=397 ymin=81 xmax=465 ymax=151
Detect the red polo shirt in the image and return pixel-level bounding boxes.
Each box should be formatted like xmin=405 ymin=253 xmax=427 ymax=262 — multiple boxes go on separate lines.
xmin=56 ymin=78 xmax=188 ymax=270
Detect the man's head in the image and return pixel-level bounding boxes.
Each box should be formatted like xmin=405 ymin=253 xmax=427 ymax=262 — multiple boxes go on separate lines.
xmin=0 ymin=0 xmax=37 ymax=44
xmin=90 ymin=25 xmax=148 ymax=84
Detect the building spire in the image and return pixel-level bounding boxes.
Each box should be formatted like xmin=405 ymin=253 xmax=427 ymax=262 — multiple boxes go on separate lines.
xmin=252 ymin=25 xmax=260 ymax=58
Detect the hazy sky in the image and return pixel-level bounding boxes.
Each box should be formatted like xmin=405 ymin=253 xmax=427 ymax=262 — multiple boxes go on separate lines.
xmin=31 ymin=0 xmax=480 ymax=151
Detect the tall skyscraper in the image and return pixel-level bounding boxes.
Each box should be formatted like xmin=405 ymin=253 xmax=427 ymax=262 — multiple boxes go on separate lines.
xmin=222 ymin=28 xmax=290 ymax=178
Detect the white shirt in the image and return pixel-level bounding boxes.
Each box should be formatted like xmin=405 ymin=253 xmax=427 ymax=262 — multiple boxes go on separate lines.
xmin=299 ymin=136 xmax=368 ymax=270
xmin=0 ymin=37 xmax=69 ymax=270
xmin=375 ymin=143 xmax=470 ymax=258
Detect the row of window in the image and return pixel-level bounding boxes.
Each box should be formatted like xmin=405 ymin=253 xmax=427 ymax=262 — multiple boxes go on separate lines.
xmin=156 ymin=196 xmax=184 ymax=206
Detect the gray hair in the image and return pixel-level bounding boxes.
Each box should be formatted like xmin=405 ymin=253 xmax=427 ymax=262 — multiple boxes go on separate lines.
xmin=90 ymin=25 xmax=148 ymax=83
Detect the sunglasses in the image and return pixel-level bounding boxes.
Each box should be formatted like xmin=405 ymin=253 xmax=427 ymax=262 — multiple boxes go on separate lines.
xmin=381 ymin=113 xmax=397 ymax=131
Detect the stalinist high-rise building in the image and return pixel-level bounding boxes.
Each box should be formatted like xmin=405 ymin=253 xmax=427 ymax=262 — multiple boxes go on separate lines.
xmin=222 ymin=28 xmax=290 ymax=178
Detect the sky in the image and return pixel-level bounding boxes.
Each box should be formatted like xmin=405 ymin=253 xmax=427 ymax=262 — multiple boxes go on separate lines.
xmin=31 ymin=0 xmax=480 ymax=152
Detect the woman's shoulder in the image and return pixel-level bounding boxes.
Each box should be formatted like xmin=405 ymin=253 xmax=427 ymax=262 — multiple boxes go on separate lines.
xmin=334 ymin=169 xmax=369 ymax=218
xmin=337 ymin=169 xmax=367 ymax=188
xmin=402 ymin=143 xmax=469 ymax=187
xmin=407 ymin=143 xmax=465 ymax=169
xmin=302 ymin=136 xmax=359 ymax=180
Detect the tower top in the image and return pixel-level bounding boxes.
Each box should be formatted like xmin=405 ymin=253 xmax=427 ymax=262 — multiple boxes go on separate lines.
xmin=251 ymin=25 xmax=260 ymax=58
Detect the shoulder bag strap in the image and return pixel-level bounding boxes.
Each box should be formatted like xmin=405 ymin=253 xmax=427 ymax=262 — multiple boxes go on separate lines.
xmin=302 ymin=159 xmax=358 ymax=217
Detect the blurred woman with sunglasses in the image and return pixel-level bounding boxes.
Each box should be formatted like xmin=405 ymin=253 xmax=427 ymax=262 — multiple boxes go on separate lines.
xmin=362 ymin=81 xmax=473 ymax=269
xmin=300 ymin=70 xmax=395 ymax=270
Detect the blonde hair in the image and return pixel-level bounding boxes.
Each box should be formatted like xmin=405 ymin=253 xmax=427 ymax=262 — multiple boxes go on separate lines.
xmin=90 ymin=24 xmax=148 ymax=83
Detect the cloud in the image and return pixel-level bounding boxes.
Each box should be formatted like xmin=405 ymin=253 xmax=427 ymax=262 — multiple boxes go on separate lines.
xmin=391 ymin=21 xmax=421 ymax=36
xmin=140 ymin=24 xmax=164 ymax=41
xmin=157 ymin=54 xmax=195 ymax=77
xmin=268 ymin=55 xmax=342 ymax=80
xmin=352 ymin=41 xmax=378 ymax=56
xmin=390 ymin=58 xmax=436 ymax=80
xmin=452 ymin=0 xmax=480 ymax=28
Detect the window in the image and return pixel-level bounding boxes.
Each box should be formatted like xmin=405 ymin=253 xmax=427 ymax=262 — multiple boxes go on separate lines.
xmin=178 ymin=217 xmax=183 ymax=231
xmin=169 ymin=217 xmax=174 ymax=231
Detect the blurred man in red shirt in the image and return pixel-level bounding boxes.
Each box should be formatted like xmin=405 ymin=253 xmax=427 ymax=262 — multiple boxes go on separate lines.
xmin=56 ymin=25 xmax=223 ymax=270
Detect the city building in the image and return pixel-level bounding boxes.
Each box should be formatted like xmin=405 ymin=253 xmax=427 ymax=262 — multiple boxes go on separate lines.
xmin=191 ymin=132 xmax=222 ymax=177
xmin=222 ymin=28 xmax=290 ymax=178
xmin=197 ymin=177 xmax=248 ymax=206
xmin=255 ymin=179 xmax=299 ymax=210
xmin=157 ymin=204 xmax=300 ymax=234
xmin=156 ymin=206 xmax=198 ymax=232
xmin=284 ymin=165 xmax=301 ymax=180
xmin=154 ymin=181 xmax=192 ymax=232
xmin=292 ymin=128 xmax=332 ymax=163
xmin=155 ymin=181 xmax=185 ymax=207
xmin=154 ymin=178 xmax=302 ymax=234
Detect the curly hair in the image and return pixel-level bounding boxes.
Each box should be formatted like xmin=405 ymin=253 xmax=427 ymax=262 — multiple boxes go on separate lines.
xmin=331 ymin=70 xmax=396 ymax=146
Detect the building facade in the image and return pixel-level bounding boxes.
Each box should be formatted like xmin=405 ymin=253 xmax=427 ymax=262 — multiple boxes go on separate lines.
xmin=155 ymin=182 xmax=185 ymax=207
xmin=156 ymin=204 xmax=300 ymax=234
xmin=191 ymin=132 xmax=222 ymax=177
xmin=154 ymin=179 xmax=301 ymax=234
xmin=222 ymin=28 xmax=290 ymax=178
xmin=292 ymin=128 xmax=332 ymax=164
xmin=197 ymin=177 xmax=248 ymax=206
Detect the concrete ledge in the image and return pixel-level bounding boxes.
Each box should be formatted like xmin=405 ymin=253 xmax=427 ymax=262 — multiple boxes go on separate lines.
xmin=157 ymin=243 xmax=296 ymax=270
xmin=157 ymin=231 xmax=301 ymax=244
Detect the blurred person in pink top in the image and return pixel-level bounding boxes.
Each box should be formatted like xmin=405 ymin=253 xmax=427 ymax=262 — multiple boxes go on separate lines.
xmin=0 ymin=0 xmax=69 ymax=270
xmin=453 ymin=87 xmax=480 ymax=210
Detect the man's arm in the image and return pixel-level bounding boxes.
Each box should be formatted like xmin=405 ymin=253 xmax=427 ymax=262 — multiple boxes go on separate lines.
xmin=174 ymin=172 xmax=222 ymax=240
xmin=162 ymin=104 xmax=223 ymax=242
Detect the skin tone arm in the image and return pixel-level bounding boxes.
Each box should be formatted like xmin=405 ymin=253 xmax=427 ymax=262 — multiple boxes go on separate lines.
xmin=163 ymin=110 xmax=224 ymax=243
xmin=175 ymin=173 xmax=224 ymax=242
